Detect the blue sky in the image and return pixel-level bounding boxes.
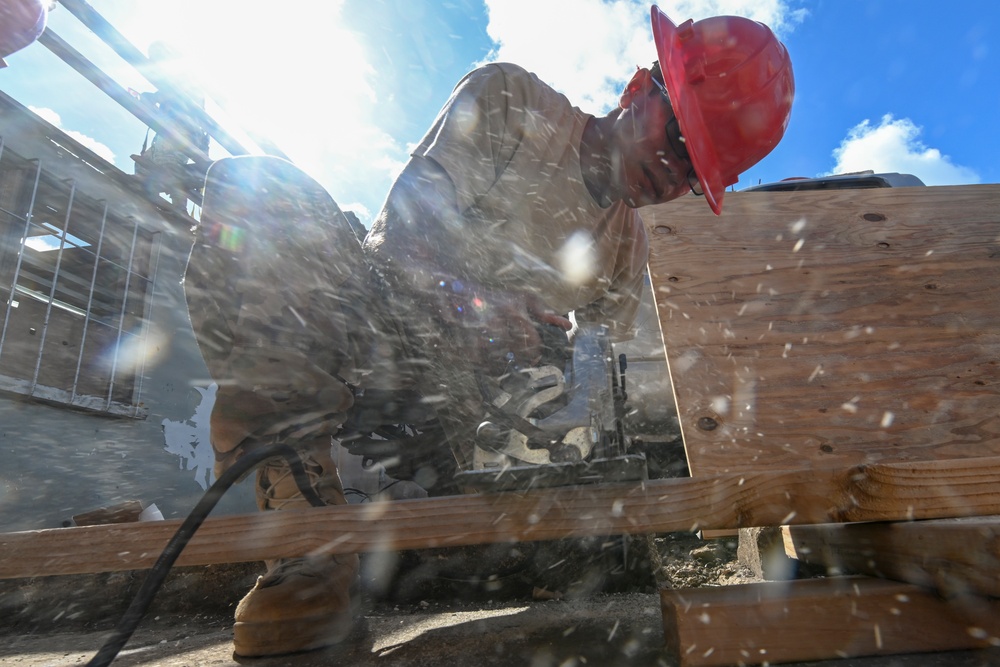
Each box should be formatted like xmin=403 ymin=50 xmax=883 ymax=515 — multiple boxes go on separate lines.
xmin=2 ymin=0 xmax=997 ymax=224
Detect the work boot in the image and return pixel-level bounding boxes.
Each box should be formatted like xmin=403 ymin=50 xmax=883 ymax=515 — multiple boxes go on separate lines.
xmin=232 ymin=439 xmax=360 ymax=657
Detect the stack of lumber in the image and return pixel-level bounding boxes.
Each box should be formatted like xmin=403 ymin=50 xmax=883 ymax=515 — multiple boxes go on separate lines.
xmin=643 ymin=184 xmax=1000 ymax=665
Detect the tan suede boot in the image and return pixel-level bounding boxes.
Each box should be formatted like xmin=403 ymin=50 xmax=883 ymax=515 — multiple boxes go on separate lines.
xmin=232 ymin=439 xmax=360 ymax=657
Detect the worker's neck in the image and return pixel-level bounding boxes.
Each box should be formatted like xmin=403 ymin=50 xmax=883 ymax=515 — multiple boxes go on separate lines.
xmin=580 ymin=114 xmax=618 ymax=208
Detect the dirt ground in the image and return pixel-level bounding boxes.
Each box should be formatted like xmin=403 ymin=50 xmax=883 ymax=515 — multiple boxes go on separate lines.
xmin=3 ymin=532 xmax=1000 ymax=666
xmin=6 ymin=599 xmax=999 ymax=667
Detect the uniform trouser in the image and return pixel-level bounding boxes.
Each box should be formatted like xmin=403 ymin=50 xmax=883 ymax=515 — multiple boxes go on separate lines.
xmin=183 ymin=157 xmax=399 ymax=477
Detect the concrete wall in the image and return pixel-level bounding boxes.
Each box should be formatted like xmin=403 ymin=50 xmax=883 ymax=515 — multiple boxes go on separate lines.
xmin=0 ymin=94 xmax=255 ymax=532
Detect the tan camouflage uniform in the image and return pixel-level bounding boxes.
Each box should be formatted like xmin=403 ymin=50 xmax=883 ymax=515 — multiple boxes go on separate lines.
xmin=183 ymin=157 xmax=393 ymax=477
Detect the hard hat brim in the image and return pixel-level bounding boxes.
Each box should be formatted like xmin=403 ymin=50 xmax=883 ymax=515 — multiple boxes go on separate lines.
xmin=650 ymin=5 xmax=724 ymax=215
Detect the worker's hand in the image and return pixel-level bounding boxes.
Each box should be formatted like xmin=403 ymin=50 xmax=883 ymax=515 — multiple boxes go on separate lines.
xmin=525 ymin=294 xmax=573 ymax=333
xmin=430 ymin=278 xmax=571 ymax=372
xmin=475 ymin=291 xmax=571 ymax=373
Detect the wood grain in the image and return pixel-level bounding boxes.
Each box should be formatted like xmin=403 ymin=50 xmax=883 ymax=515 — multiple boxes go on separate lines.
xmin=4 ymin=455 xmax=1000 ymax=579
xmin=660 ymin=576 xmax=1000 ymax=666
xmin=782 ymin=517 xmax=1000 ymax=597
xmin=643 ymin=185 xmax=1000 ymax=475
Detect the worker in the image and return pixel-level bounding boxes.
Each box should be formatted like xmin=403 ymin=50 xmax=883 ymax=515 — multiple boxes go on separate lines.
xmin=182 ymin=5 xmax=794 ymax=657
xmin=135 ymin=42 xmax=210 ymax=212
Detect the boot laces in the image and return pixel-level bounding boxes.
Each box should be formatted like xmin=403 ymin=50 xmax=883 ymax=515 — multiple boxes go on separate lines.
xmin=262 ymin=556 xmax=322 ymax=585
xmin=257 ymin=456 xmax=323 ymax=510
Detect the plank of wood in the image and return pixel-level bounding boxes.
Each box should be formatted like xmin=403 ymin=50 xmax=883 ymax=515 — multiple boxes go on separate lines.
xmin=3 ymin=455 xmax=1000 ymax=579
xmin=782 ymin=517 xmax=1000 ymax=598
xmin=661 ymin=576 xmax=1000 ymax=666
xmin=643 ymin=184 xmax=1000 ymax=476
xmin=71 ymin=500 xmax=144 ymax=526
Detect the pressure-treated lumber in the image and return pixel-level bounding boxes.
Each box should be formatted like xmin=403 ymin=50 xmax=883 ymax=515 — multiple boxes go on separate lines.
xmin=782 ymin=517 xmax=1000 ymax=598
xmin=3 ymin=455 xmax=1000 ymax=579
xmin=644 ymin=184 xmax=1000 ymax=476
xmin=660 ymin=576 xmax=1000 ymax=667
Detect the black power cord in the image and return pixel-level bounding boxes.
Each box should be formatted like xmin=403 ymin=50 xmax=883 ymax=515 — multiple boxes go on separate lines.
xmin=87 ymin=444 xmax=324 ymax=667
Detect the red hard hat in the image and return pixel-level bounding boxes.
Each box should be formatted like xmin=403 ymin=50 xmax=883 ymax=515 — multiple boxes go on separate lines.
xmin=0 ymin=0 xmax=48 ymax=67
xmin=651 ymin=5 xmax=794 ymax=215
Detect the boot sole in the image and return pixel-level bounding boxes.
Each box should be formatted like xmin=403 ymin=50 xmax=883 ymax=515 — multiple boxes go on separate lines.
xmin=233 ymin=611 xmax=355 ymax=657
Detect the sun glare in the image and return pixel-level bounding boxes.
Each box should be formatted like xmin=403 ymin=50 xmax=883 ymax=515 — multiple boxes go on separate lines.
xmin=121 ymin=1 xmax=377 ymax=167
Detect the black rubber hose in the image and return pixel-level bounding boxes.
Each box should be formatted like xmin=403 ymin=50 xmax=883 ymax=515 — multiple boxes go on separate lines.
xmin=87 ymin=443 xmax=324 ymax=667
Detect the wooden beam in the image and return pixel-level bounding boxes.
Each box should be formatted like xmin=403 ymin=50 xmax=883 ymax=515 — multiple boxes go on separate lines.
xmin=782 ymin=517 xmax=1000 ymax=598
xmin=3 ymin=455 xmax=1000 ymax=579
xmin=644 ymin=185 xmax=1000 ymax=476
xmin=661 ymin=576 xmax=1000 ymax=666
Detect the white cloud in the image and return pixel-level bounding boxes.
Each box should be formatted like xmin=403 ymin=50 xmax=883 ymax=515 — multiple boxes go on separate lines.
xmin=666 ymin=0 xmax=807 ymax=37
xmin=27 ymin=106 xmax=60 ymax=126
xmin=482 ymin=0 xmax=649 ymax=112
xmin=482 ymin=0 xmax=805 ymax=113
xmin=28 ymin=106 xmax=117 ymax=163
xmin=828 ymin=115 xmax=979 ymax=185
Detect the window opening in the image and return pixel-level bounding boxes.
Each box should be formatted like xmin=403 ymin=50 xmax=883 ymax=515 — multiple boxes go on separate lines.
xmin=0 ymin=138 xmax=157 ymax=418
